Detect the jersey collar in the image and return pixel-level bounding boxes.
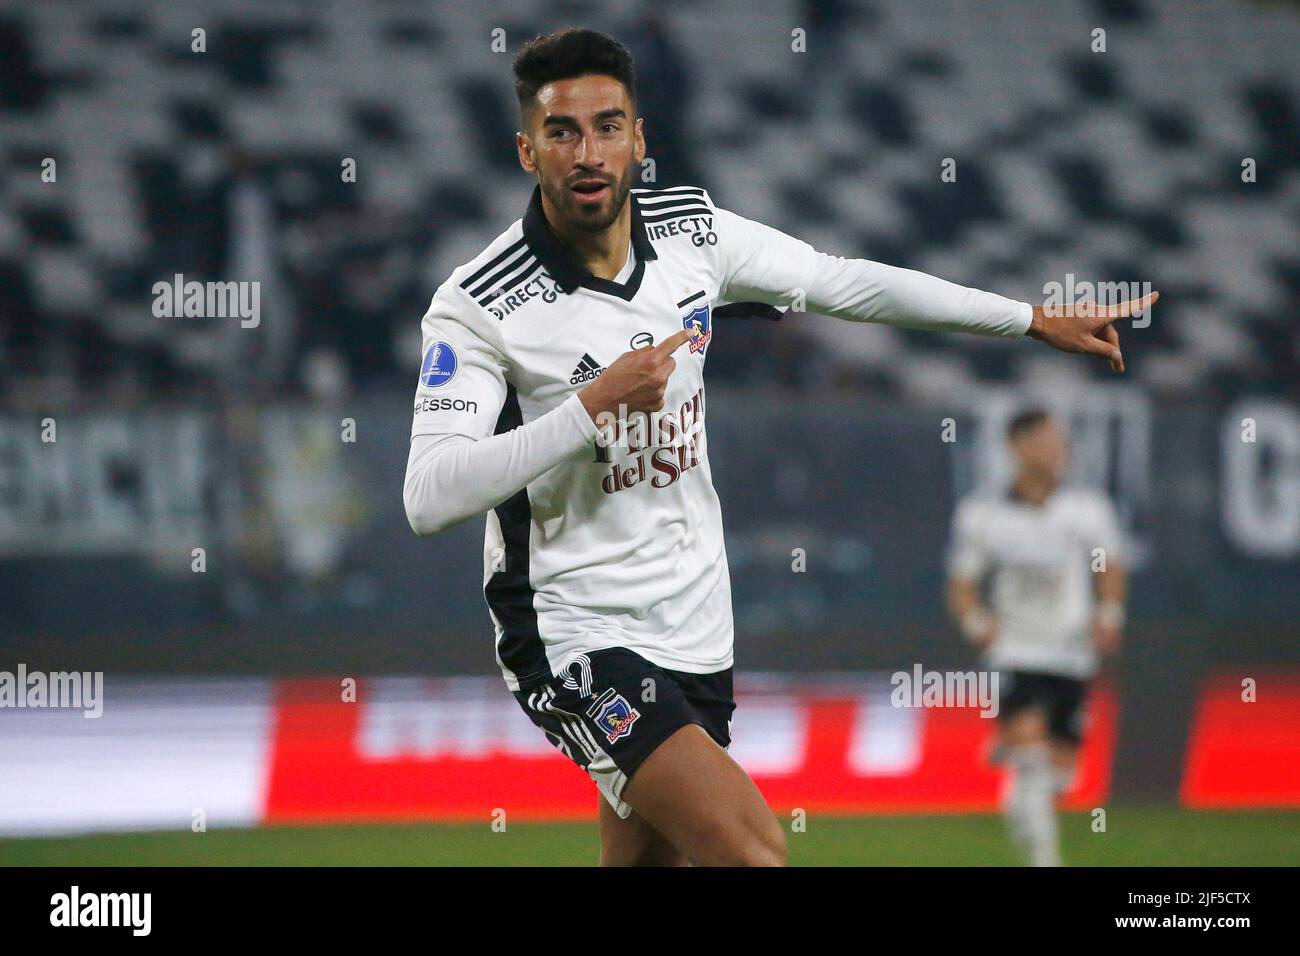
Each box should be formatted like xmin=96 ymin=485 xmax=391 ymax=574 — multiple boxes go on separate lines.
xmin=522 ymin=183 xmax=657 ymax=301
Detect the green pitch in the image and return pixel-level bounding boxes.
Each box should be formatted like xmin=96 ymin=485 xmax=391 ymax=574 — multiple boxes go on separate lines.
xmin=2 ymin=807 xmax=1296 ymax=866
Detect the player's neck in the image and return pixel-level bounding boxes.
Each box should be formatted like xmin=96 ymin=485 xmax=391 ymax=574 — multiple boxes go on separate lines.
xmin=541 ymin=191 xmax=632 ymax=281
xmin=1011 ymin=474 xmax=1056 ymax=507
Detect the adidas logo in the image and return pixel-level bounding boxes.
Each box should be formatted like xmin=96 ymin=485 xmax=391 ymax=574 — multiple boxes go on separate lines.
xmin=569 ymin=352 xmax=605 ymax=385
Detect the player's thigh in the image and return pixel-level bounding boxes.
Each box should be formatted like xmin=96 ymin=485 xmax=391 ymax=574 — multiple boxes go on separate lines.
xmin=1049 ymin=740 xmax=1080 ymax=773
xmin=621 ymin=723 xmax=785 ymax=867
xmin=597 ymin=795 xmax=687 ymax=866
xmin=996 ymin=671 xmax=1053 ymax=747
xmin=1000 ymin=705 xmax=1050 ymax=747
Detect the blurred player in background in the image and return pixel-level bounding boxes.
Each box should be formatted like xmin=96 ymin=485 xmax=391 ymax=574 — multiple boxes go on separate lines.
xmin=946 ymin=410 xmax=1128 ymax=866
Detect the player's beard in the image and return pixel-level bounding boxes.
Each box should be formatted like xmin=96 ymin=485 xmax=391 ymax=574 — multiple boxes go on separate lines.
xmin=542 ymin=163 xmax=635 ymax=234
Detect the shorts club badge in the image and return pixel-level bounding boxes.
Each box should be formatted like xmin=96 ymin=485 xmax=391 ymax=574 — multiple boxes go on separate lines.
xmin=586 ymin=687 xmax=641 ymax=744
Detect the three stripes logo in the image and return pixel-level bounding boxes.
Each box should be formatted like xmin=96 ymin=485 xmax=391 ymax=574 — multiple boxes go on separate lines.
xmin=570 ymin=353 xmax=605 ymax=385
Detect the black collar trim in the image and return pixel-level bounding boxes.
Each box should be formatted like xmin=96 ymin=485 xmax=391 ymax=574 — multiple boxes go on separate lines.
xmin=521 ymin=184 xmax=657 ymax=301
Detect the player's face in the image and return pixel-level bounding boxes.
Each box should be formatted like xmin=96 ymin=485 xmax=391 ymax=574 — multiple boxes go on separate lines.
xmin=1013 ymin=419 xmax=1070 ymax=482
xmin=517 ymin=75 xmax=645 ymax=233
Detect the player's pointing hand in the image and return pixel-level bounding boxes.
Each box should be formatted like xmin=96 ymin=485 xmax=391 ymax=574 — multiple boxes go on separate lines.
xmin=578 ymin=328 xmax=694 ymax=423
xmin=1026 ymin=290 xmax=1159 ymax=374
xmin=654 ymin=327 xmax=696 ymax=356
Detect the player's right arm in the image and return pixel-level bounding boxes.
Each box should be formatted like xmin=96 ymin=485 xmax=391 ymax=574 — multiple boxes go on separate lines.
xmin=945 ymin=499 xmax=997 ymax=650
xmin=403 ymin=281 xmax=597 ymax=536
xmin=403 ymin=285 xmax=693 ymax=535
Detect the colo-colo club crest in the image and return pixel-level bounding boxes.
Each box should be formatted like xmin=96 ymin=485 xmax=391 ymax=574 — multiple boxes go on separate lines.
xmin=586 ymin=687 xmax=641 ymax=743
xmin=682 ymin=303 xmax=711 ymax=354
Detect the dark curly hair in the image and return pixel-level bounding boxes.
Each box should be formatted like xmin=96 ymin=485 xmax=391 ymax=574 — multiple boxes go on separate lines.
xmin=513 ymin=28 xmax=637 ymax=115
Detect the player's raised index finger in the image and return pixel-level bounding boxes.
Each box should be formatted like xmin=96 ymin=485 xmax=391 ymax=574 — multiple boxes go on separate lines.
xmin=655 ymin=328 xmax=695 ymax=356
xmin=1109 ymin=290 xmax=1160 ymax=320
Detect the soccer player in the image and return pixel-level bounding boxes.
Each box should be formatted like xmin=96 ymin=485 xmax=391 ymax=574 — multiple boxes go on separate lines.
xmin=404 ymin=28 xmax=1153 ymax=866
xmin=946 ymin=410 xmax=1128 ymax=866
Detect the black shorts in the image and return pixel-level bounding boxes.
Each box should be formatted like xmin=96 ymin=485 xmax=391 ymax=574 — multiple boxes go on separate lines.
xmin=997 ymin=670 xmax=1088 ymax=745
xmin=513 ymin=647 xmax=735 ymax=819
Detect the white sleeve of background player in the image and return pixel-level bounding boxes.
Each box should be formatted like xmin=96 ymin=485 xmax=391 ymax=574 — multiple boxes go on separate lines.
xmin=946 ymin=499 xmax=991 ymax=581
xmin=1087 ymin=494 xmax=1126 ymax=567
xmin=710 ymin=201 xmax=1033 ymax=337
xmin=404 ymin=286 xmax=598 ymax=536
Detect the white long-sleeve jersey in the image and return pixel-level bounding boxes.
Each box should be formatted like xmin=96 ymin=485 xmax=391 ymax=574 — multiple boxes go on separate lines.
xmin=404 ymin=183 xmax=1034 ymax=690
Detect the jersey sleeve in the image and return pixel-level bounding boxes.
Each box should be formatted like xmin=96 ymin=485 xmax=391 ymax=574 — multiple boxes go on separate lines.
xmin=706 ymin=192 xmax=1033 ymax=338
xmin=1084 ymin=493 xmax=1126 ymax=566
xmin=404 ymin=280 xmax=598 ymax=535
xmin=946 ymin=499 xmax=991 ymax=581
xmin=411 ymin=282 xmax=509 ymax=440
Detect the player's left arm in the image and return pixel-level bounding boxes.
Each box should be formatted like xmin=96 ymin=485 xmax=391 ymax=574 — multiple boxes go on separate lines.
xmin=1093 ymin=562 xmax=1128 ymax=656
xmin=1089 ymin=495 xmax=1129 ymax=656
xmin=707 ymin=197 xmax=1157 ymax=373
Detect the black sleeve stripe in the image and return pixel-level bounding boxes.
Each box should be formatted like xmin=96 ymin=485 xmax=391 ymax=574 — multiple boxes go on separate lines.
xmin=468 ymin=250 xmax=538 ymax=300
xmin=634 ymin=194 xmax=709 ymax=212
xmin=477 ymin=264 xmax=542 ymax=310
xmin=713 ymin=302 xmax=784 ymax=322
xmin=637 ymin=204 xmax=712 ymax=222
xmin=635 ymin=185 xmax=706 ymax=197
xmin=460 ymin=236 xmax=529 ymax=291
